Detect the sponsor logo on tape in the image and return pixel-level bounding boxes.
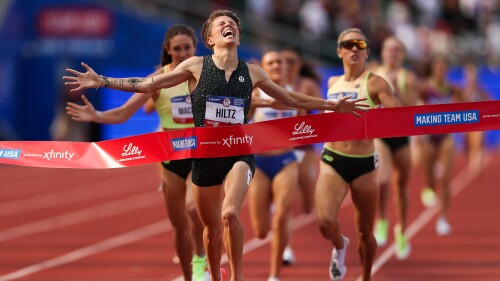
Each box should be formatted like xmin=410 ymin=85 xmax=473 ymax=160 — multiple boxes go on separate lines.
xmin=0 ymin=149 xmax=21 ymax=160
xmin=289 ymin=122 xmax=318 ymax=141
xmin=171 ymin=137 xmax=197 ymax=151
xmin=222 ymin=134 xmax=253 ymax=148
xmin=414 ymin=110 xmax=479 ymax=126
xmin=118 ymin=143 xmax=145 ymax=162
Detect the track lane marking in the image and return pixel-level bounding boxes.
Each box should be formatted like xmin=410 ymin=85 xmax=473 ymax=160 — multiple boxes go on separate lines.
xmin=0 ymin=192 xmax=161 ymax=242
xmin=0 ymin=178 xmax=355 ymax=280
xmin=0 ymin=221 xmax=171 ymax=281
xmin=355 ymin=153 xmax=493 ymax=281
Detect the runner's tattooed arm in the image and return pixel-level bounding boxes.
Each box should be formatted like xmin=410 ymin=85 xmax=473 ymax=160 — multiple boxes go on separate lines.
xmin=100 ymin=76 xmax=146 ymax=89
xmin=64 ymin=58 xmax=200 ymax=93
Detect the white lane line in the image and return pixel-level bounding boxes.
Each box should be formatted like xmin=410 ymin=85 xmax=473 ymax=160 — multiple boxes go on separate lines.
xmin=0 ymin=192 xmax=161 ymax=242
xmin=355 ymin=153 xmax=493 ymax=281
xmin=0 ymin=221 xmax=172 ymax=281
xmin=1 ymin=182 xmax=354 ymax=281
xmin=0 ymin=176 xmax=157 ymax=217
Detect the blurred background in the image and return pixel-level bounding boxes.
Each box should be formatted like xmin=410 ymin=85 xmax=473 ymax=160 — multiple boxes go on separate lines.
xmin=0 ymin=0 xmax=499 ymax=147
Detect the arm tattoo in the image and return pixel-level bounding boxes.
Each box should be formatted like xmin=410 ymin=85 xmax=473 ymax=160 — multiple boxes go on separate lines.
xmin=102 ymin=77 xmax=145 ymax=91
xmin=102 ymin=76 xmax=110 ymax=88
xmin=112 ymin=79 xmax=120 ymax=87
xmin=128 ymin=78 xmax=142 ymax=88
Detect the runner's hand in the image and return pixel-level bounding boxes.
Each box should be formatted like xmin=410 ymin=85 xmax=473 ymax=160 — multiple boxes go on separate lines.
xmin=63 ymin=62 xmax=101 ymax=92
xmin=331 ymin=96 xmax=370 ymax=117
xmin=66 ymin=95 xmax=99 ymax=122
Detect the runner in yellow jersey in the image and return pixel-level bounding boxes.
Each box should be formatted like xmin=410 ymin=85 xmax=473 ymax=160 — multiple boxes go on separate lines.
xmin=314 ymin=28 xmax=401 ymax=281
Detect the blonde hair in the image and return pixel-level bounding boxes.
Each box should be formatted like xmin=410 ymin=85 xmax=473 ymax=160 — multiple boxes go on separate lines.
xmin=337 ymin=28 xmax=367 ymax=46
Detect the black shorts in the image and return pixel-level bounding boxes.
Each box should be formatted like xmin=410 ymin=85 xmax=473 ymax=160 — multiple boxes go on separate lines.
xmin=381 ymin=137 xmax=409 ymax=153
xmin=191 ymin=154 xmax=256 ymax=187
xmin=161 ymin=159 xmax=192 ymax=180
xmin=321 ymin=147 xmax=377 ymax=183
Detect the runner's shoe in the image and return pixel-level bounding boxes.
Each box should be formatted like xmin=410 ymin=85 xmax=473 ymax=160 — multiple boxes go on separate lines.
xmin=374 ymin=218 xmax=389 ymax=246
xmin=192 ymin=255 xmax=209 ymax=281
xmin=436 ymin=217 xmax=452 ymax=236
xmin=329 ymin=236 xmax=349 ymax=281
xmin=421 ymin=187 xmax=437 ymax=207
xmin=267 ymin=277 xmax=280 ymax=281
xmin=282 ymin=246 xmax=296 ymax=265
xmin=393 ymin=224 xmax=411 ymax=260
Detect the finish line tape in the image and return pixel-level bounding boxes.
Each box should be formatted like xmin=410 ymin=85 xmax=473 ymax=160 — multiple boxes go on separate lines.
xmin=1 ymin=101 xmax=499 ymax=169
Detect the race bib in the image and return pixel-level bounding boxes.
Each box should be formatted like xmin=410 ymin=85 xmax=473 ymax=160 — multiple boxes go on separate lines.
xmin=205 ymin=95 xmax=245 ymax=127
xmin=171 ymin=95 xmax=193 ymax=124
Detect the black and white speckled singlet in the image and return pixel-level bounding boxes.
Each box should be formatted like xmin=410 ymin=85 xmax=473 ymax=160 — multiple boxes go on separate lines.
xmin=190 ymin=55 xmax=256 ymax=187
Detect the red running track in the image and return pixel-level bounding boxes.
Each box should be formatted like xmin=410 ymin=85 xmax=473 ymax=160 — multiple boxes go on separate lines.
xmin=1 ymin=149 xmax=500 ymax=281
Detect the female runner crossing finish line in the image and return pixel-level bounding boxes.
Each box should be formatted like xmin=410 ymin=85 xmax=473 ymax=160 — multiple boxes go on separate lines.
xmin=64 ymin=9 xmax=368 ymax=281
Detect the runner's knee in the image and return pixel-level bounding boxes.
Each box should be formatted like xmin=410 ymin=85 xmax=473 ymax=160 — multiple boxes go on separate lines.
xmin=222 ymin=208 xmax=240 ymax=229
xmin=253 ymin=226 xmax=269 ymax=239
xmin=271 ymin=209 xmax=288 ymax=230
xmin=357 ymin=222 xmax=375 ymax=242
xmin=317 ymin=217 xmax=339 ymax=238
xmin=205 ymin=224 xmax=222 ymax=241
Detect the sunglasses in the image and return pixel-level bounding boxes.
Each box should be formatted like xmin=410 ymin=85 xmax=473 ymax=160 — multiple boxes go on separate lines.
xmin=339 ymin=39 xmax=368 ymax=50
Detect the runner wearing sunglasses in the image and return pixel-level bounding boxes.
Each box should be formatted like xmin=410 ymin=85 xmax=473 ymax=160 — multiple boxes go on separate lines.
xmin=314 ymin=28 xmax=402 ymax=281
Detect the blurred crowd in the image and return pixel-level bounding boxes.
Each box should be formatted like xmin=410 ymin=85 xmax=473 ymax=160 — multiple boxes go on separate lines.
xmin=212 ymin=0 xmax=500 ymax=66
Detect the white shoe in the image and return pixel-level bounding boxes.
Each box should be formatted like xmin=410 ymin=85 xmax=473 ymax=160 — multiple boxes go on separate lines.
xmin=267 ymin=277 xmax=280 ymax=281
xmin=436 ymin=217 xmax=452 ymax=236
xmin=329 ymin=236 xmax=349 ymax=281
xmin=282 ymin=246 xmax=296 ymax=265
